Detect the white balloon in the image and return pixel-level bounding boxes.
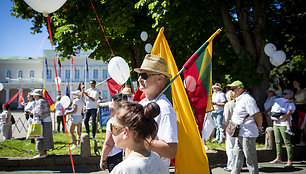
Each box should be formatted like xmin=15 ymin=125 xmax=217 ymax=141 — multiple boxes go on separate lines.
xmin=271 ymin=50 xmax=286 ymax=66
xmin=264 ymin=43 xmax=277 ymax=57
xmin=0 ymin=83 xmax=3 ymax=91
xmin=269 ymin=57 xmax=278 ymax=66
xmin=140 ymin=31 xmax=148 ymax=41
xmin=108 ymin=56 xmax=130 ymax=85
xmin=60 ymin=95 xmax=71 ymax=108
xmin=23 ymin=0 xmax=67 ymax=17
xmin=145 ymin=43 xmax=152 ymax=53
xmin=55 ymin=77 xmax=61 ymax=86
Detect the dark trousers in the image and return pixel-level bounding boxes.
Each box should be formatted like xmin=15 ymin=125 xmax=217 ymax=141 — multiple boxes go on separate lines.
xmin=107 ymin=151 xmax=123 ymax=172
xmin=84 ymin=109 xmax=97 ymax=138
xmin=57 ymin=116 xmax=65 ymax=132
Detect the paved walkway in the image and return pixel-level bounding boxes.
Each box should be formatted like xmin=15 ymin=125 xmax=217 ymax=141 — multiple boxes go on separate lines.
xmin=211 ymin=161 xmax=306 ymax=174
xmin=0 ymin=162 xmax=305 ymax=173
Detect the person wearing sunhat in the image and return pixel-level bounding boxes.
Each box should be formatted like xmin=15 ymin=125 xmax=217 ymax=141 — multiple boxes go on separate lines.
xmin=30 ymin=89 xmax=54 ymax=159
xmin=121 ymin=87 xmax=133 ymax=101
xmin=134 ymin=54 xmax=178 ymax=168
xmin=263 ymin=88 xmax=277 ymax=127
xmin=227 ymin=81 xmax=263 ymax=174
xmin=65 ymin=90 xmax=84 ymax=149
xmin=211 ymin=83 xmax=227 ymax=144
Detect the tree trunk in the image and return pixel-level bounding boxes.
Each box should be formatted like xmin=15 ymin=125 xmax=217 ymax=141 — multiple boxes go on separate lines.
xmin=220 ymin=0 xmax=271 ymax=109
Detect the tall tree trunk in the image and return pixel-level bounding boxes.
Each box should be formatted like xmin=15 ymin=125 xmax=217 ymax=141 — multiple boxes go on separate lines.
xmin=220 ymin=0 xmax=270 ymax=109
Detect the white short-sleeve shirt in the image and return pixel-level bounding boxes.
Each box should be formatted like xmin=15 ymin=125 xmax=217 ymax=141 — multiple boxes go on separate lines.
xmin=110 ymin=151 xmax=169 ymax=174
xmin=231 ymin=92 xmax=260 ymax=138
xmin=24 ymin=101 xmax=36 ymax=112
xmin=54 ymin=101 xmax=63 ymax=116
xmin=140 ymin=94 xmax=178 ymax=168
xmin=71 ymin=98 xmax=84 ymax=116
xmin=85 ymin=88 xmax=100 ymax=109
xmin=212 ymin=91 xmax=227 ymax=112
xmin=273 ymin=98 xmax=296 ymax=126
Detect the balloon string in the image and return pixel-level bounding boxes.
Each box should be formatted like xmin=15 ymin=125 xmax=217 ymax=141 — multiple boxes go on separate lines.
xmin=89 ymin=0 xmax=115 ymax=56
xmin=47 ymin=16 xmax=76 ymax=174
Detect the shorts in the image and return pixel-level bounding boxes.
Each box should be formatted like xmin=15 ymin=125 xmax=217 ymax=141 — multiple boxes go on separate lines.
xmin=271 ymin=112 xmax=286 ymax=118
xmin=71 ymin=115 xmax=82 ymax=124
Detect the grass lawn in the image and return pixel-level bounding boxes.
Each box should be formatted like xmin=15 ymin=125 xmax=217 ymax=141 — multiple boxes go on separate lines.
xmin=0 ymin=126 xmax=106 ymax=157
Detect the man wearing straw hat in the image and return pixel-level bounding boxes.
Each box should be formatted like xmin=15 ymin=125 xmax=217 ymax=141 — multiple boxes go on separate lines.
xmin=134 ymin=54 xmax=178 ymax=168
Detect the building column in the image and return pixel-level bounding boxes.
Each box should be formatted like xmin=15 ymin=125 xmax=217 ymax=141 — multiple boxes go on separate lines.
xmin=5 ymin=88 xmax=9 ymax=102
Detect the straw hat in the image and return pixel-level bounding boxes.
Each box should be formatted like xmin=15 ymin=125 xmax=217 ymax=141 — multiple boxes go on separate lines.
xmin=71 ymin=90 xmax=82 ymax=96
xmin=121 ymin=87 xmax=132 ymax=96
xmin=31 ymin=89 xmax=43 ymax=96
xmin=134 ymin=54 xmax=172 ymax=79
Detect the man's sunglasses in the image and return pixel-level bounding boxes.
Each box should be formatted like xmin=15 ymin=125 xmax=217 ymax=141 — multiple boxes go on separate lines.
xmin=138 ymin=73 xmax=161 ymax=80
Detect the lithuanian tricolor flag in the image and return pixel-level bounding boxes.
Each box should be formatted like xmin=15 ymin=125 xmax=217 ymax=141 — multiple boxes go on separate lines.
xmin=151 ymin=27 xmax=210 ymax=174
xmin=182 ymin=29 xmax=221 ymax=132
xmin=43 ymin=88 xmax=55 ymax=111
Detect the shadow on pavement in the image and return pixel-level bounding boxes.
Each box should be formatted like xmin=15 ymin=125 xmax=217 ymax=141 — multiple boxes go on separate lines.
xmin=259 ymin=167 xmax=303 ymax=173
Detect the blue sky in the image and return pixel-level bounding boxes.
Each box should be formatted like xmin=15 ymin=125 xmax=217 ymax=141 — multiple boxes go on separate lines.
xmin=0 ymin=1 xmax=51 ymax=57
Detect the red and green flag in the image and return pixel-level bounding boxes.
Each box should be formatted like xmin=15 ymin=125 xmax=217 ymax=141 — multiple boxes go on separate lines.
xmin=182 ymin=29 xmax=221 ymax=132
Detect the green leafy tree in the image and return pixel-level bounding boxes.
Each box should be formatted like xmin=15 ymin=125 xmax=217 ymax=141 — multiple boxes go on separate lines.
xmin=10 ymin=0 xmax=305 ymax=108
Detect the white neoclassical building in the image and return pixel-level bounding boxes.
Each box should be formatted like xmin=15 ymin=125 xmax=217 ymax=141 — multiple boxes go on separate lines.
xmin=0 ymin=50 xmax=112 ymax=109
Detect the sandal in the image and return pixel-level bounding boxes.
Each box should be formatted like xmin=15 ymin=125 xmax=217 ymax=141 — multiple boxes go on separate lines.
xmin=284 ymin=164 xmax=293 ymax=168
xmin=270 ymin=159 xmax=282 ymax=164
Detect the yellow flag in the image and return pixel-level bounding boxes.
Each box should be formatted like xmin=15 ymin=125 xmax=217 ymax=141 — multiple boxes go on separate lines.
xmin=151 ymin=27 xmax=209 ymax=174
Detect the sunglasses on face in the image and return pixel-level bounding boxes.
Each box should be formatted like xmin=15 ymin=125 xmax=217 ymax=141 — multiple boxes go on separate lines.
xmin=138 ymin=72 xmax=161 ymax=80
xmin=110 ymin=123 xmax=124 ymax=136
xmin=231 ymin=87 xmax=238 ymax=91
xmin=283 ymin=93 xmax=288 ymax=95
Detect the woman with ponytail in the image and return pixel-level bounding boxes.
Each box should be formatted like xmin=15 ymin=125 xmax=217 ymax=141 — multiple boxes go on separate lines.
xmin=110 ymin=101 xmax=169 ymax=174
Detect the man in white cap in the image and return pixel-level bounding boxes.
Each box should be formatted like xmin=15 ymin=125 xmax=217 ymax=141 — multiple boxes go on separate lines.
xmin=227 ymin=80 xmax=263 ymax=174
xmin=211 ymin=83 xmax=227 ymax=144
xmin=134 ymin=54 xmax=178 ymax=168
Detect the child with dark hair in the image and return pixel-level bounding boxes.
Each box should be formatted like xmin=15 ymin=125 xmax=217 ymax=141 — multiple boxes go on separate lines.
xmin=110 ymin=101 xmax=168 ymax=174
xmin=0 ymin=104 xmax=12 ymax=140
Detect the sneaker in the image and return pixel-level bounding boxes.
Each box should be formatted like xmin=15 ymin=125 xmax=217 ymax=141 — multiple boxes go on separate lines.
xmin=204 ymin=145 xmax=209 ymax=151
xmin=218 ymin=140 xmax=224 ymax=144
xmin=211 ymin=138 xmax=219 ymax=143
xmin=285 ymin=129 xmax=295 ymax=136
xmin=71 ymin=144 xmax=79 ymax=149
xmin=33 ymin=154 xmax=48 ymax=159
xmin=270 ymin=158 xmax=282 ymax=164
xmin=224 ymin=167 xmax=231 ymax=172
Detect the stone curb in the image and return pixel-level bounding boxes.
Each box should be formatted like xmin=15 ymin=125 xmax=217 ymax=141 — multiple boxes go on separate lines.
xmin=0 ymin=147 xmax=305 ymax=171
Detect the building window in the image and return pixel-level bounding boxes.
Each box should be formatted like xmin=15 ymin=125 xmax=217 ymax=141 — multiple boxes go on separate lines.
xmin=58 ymin=70 xmax=61 ymax=78
xmin=18 ymin=70 xmax=23 ymax=79
xmin=84 ymin=70 xmax=89 ymax=79
xmin=30 ymin=70 xmax=34 ymax=78
xmin=66 ymin=70 xmax=70 ymax=80
xmin=93 ymin=69 xmax=98 ymax=79
xmin=75 ymin=70 xmax=80 ymax=79
xmin=103 ymin=70 xmax=108 ymax=80
xmin=47 ymin=70 xmax=52 ymax=79
xmin=6 ymin=70 xmax=11 ymax=78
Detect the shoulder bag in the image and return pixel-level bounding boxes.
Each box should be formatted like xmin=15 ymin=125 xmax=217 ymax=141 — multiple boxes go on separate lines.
xmin=226 ymin=114 xmax=250 ymax=137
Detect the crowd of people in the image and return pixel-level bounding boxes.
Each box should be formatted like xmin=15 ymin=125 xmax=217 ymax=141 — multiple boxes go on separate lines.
xmin=1 ymin=53 xmax=305 ymax=173
xmin=204 ymin=78 xmax=306 ymax=173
